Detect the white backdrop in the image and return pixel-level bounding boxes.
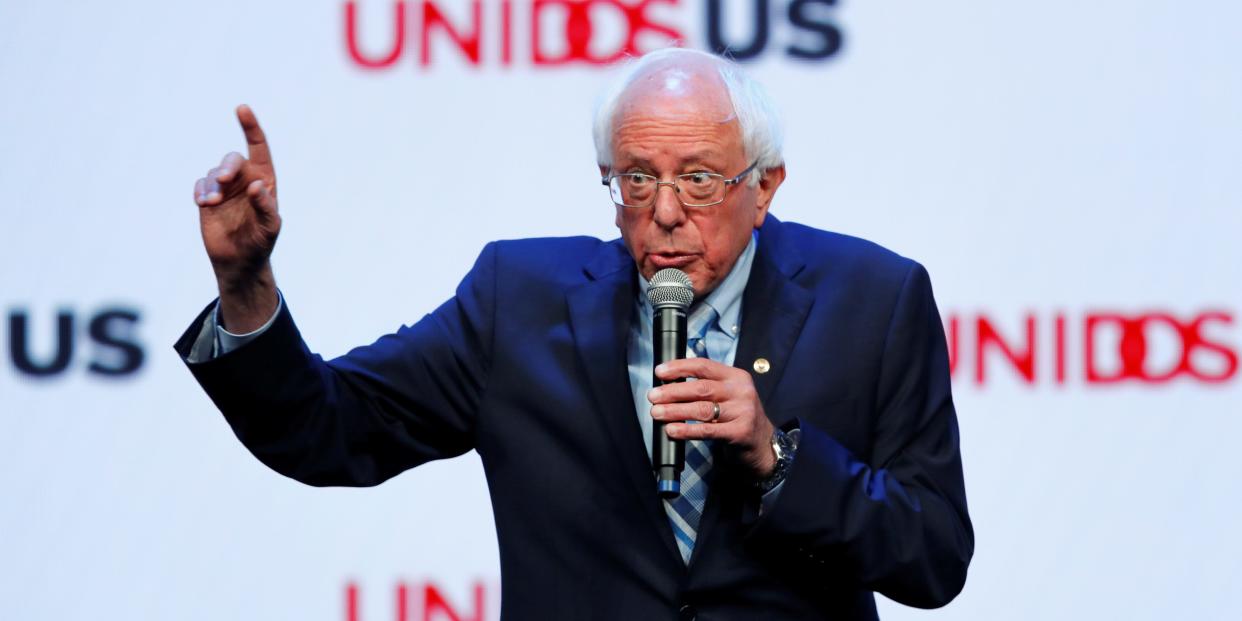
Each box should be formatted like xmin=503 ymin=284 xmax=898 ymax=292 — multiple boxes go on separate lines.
xmin=2 ymin=1 xmax=1240 ymax=619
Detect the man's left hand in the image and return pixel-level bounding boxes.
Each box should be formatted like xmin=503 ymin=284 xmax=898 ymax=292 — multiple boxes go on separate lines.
xmin=648 ymin=358 xmax=776 ymax=479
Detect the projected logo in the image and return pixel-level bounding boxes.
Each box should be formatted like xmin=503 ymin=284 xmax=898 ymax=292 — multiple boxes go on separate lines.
xmin=3 ymin=306 xmax=144 ymax=379
xmin=343 ymin=0 xmax=842 ymax=70
xmin=346 ymin=580 xmax=494 ymax=621
xmin=947 ymin=309 xmax=1237 ymax=386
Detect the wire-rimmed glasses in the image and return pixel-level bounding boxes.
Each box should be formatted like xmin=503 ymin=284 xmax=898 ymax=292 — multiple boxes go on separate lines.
xmin=602 ymin=161 xmax=758 ymax=209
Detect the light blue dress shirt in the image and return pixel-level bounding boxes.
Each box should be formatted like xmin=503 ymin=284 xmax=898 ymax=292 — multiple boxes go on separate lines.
xmin=184 ymin=292 xmax=284 ymax=362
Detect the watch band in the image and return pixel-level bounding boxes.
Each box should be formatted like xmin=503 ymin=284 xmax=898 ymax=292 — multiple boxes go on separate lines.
xmin=756 ymin=427 xmax=801 ymax=493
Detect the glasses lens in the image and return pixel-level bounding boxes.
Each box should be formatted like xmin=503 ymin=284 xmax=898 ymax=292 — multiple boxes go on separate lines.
xmin=676 ymin=173 xmax=724 ymax=206
xmin=610 ymin=173 xmax=655 ymax=207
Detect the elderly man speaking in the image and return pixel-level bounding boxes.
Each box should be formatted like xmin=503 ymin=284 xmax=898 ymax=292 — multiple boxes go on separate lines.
xmin=178 ymin=48 xmax=973 ymax=620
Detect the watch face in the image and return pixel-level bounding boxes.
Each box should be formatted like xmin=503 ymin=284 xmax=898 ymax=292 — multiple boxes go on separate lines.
xmin=759 ymin=428 xmax=800 ymax=492
xmin=771 ymin=431 xmax=787 ymax=461
xmin=776 ymin=429 xmax=798 ymax=458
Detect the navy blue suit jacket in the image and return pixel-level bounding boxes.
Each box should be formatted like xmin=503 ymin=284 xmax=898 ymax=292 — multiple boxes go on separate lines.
xmin=175 ymin=216 xmax=973 ymax=620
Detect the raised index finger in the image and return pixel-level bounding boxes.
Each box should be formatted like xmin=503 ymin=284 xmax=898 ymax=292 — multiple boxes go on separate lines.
xmin=235 ymin=104 xmax=272 ymax=168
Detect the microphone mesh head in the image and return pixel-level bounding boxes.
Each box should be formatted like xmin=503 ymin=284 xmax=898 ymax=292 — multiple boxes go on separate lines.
xmin=647 ymin=268 xmax=695 ymax=309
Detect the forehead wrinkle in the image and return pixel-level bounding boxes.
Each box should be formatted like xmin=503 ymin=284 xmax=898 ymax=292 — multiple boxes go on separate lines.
xmin=613 ymin=120 xmax=734 ymax=160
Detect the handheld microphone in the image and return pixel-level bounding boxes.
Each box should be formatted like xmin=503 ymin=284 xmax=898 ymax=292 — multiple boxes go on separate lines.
xmin=646 ymin=268 xmax=694 ymax=498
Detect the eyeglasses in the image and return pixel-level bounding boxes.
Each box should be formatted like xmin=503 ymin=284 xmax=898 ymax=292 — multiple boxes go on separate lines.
xmin=602 ymin=161 xmax=759 ymax=209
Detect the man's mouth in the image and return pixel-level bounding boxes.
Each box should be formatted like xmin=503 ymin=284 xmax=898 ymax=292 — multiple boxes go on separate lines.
xmin=648 ymin=253 xmax=697 ymax=269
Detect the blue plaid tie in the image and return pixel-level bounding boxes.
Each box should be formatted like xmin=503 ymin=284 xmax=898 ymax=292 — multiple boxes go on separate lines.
xmin=663 ymin=305 xmax=717 ymax=564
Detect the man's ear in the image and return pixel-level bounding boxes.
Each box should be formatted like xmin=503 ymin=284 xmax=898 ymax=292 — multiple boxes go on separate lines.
xmin=753 ymin=164 xmax=786 ymax=228
xmin=601 ymin=165 xmax=623 ymax=228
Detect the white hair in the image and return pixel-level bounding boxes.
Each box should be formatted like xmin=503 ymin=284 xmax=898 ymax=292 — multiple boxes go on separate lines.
xmin=592 ymin=48 xmax=784 ymax=186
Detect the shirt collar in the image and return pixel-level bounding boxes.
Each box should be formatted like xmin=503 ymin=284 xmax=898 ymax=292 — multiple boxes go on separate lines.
xmin=636 ymin=231 xmax=757 ymax=341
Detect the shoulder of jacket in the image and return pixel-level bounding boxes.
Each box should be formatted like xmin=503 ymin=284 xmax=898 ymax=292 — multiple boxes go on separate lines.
xmin=486 ymin=236 xmax=620 ymax=283
xmin=775 ymin=219 xmax=919 ymax=281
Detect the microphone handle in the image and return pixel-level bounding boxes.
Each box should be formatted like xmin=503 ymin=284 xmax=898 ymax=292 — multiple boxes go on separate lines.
xmin=652 ymin=305 xmax=688 ymax=498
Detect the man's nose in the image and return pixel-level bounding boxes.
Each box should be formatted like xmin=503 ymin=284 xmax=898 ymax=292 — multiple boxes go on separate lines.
xmin=651 ymin=182 xmax=686 ymax=229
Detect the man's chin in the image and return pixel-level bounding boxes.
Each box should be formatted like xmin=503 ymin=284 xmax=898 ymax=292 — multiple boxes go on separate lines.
xmin=643 ymin=259 xmax=698 ymax=284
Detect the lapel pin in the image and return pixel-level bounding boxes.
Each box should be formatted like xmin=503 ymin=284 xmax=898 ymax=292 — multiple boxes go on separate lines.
xmin=753 ymin=358 xmax=771 ymax=374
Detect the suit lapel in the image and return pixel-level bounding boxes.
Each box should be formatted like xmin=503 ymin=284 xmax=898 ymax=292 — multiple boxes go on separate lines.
xmin=566 ymin=241 xmax=684 ymax=567
xmin=732 ymin=217 xmax=814 ymax=418
xmin=692 ymin=218 xmax=814 ymax=567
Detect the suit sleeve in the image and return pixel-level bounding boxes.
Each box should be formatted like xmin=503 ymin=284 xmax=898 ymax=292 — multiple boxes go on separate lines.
xmin=747 ymin=261 xmax=974 ymax=608
xmin=172 ymin=243 xmax=497 ymax=487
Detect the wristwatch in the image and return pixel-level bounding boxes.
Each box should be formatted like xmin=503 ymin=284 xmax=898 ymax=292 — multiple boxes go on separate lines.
xmin=756 ymin=426 xmax=801 ymax=493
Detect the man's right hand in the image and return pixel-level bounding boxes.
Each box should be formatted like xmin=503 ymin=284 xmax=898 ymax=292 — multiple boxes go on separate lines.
xmin=194 ymin=105 xmax=281 ymax=333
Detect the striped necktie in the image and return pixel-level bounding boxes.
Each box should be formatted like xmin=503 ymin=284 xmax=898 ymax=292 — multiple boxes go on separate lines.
xmin=663 ymin=304 xmax=717 ymax=564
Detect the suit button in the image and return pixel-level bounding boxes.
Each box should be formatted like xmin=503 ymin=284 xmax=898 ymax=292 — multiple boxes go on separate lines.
xmin=679 ymin=604 xmax=697 ymax=620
